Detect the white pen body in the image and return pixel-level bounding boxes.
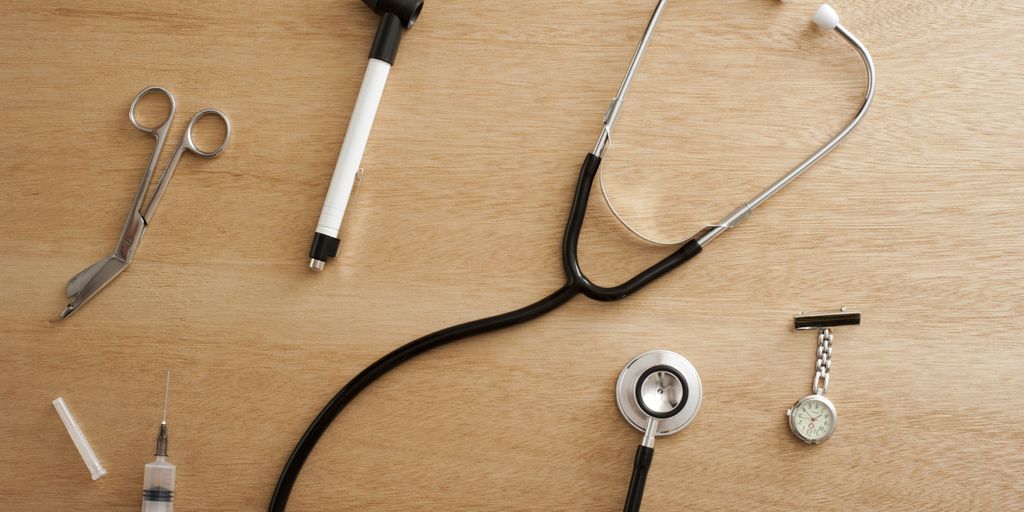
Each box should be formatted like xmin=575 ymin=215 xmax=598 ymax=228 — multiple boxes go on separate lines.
xmin=316 ymin=58 xmax=392 ymax=238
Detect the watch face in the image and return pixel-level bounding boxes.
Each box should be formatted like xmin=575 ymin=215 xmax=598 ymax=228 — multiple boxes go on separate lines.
xmin=789 ymin=396 xmax=837 ymax=444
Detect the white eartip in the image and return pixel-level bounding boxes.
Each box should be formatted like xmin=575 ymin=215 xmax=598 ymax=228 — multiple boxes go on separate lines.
xmin=812 ymin=4 xmax=840 ymax=29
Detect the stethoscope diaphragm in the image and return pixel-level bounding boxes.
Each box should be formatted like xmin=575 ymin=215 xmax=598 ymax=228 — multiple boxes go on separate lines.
xmin=616 ymin=350 xmax=702 ymax=436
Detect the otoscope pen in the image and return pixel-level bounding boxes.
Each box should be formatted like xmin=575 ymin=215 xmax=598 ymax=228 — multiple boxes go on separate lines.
xmin=308 ymin=0 xmax=425 ymax=271
xmin=142 ymin=372 xmax=176 ymax=512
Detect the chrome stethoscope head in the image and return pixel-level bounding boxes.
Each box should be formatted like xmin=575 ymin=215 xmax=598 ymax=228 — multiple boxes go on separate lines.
xmin=616 ymin=350 xmax=702 ymax=438
xmin=616 ymin=351 xmax=702 ymax=512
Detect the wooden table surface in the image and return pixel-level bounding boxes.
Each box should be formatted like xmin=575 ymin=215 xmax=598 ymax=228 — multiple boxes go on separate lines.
xmin=2 ymin=0 xmax=1022 ymax=510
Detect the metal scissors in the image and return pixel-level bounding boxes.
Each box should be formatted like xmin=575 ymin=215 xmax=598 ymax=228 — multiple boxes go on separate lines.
xmin=59 ymin=86 xmax=232 ymax=320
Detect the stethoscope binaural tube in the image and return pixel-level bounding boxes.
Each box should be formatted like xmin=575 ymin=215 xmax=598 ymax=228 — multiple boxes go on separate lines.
xmin=596 ymin=3 xmax=876 ymax=247
xmin=269 ymin=3 xmax=874 ymax=510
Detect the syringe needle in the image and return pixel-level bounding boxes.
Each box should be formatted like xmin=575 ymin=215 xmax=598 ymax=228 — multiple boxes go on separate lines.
xmin=155 ymin=371 xmax=170 ymax=458
xmin=143 ymin=371 xmax=177 ymax=511
xmin=162 ymin=370 xmax=170 ymax=424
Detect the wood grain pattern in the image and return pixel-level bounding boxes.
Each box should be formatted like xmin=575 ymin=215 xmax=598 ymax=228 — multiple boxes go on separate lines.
xmin=2 ymin=0 xmax=1022 ymax=510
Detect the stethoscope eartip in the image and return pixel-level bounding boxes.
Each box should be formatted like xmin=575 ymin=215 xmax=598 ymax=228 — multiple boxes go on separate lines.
xmin=813 ymin=4 xmax=840 ymax=30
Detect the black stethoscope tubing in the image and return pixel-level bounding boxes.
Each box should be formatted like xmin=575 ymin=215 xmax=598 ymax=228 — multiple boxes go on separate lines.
xmin=268 ymin=152 xmax=703 ymax=510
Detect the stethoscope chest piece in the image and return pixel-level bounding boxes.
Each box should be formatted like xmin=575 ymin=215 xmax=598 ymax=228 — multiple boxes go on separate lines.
xmin=616 ymin=350 xmax=701 ymax=436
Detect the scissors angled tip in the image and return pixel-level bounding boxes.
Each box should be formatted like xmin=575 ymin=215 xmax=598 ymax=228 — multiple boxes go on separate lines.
xmin=58 ymin=256 xmax=130 ymax=320
xmin=58 ymin=304 xmax=78 ymax=321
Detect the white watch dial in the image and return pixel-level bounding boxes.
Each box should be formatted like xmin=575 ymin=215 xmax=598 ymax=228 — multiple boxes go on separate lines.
xmin=790 ymin=396 xmax=836 ymax=443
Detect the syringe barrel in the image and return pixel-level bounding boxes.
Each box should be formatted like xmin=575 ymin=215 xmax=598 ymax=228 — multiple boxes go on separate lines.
xmin=142 ymin=456 xmax=176 ymax=512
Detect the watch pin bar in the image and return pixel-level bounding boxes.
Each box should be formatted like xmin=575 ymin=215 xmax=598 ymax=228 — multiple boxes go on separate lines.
xmin=793 ymin=308 xmax=861 ymax=330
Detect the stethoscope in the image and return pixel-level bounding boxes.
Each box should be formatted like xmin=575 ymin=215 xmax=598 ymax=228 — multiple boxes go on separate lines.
xmin=269 ymin=3 xmax=875 ymax=510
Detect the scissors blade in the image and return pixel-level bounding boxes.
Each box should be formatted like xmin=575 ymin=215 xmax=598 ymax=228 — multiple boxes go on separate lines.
xmin=59 ymin=256 xmax=129 ymax=320
xmin=65 ymin=256 xmax=112 ymax=298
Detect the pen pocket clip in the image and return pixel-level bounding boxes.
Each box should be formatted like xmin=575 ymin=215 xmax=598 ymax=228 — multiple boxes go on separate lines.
xmin=345 ymin=168 xmax=365 ymax=219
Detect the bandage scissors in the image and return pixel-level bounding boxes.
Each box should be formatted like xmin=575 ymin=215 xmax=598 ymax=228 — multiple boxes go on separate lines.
xmin=59 ymin=86 xmax=231 ymax=320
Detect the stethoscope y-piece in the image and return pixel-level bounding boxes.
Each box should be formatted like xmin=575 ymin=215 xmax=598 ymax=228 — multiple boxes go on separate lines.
xmin=59 ymin=86 xmax=231 ymax=320
xmin=270 ymin=4 xmax=875 ymax=510
xmin=616 ymin=350 xmax=702 ymax=512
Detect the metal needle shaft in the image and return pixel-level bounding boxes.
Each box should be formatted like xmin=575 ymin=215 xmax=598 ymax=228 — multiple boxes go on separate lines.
xmin=162 ymin=370 xmax=170 ymax=424
xmin=155 ymin=371 xmax=170 ymax=457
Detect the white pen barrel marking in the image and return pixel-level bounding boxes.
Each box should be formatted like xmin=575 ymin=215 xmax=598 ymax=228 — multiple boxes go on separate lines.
xmin=316 ymin=58 xmax=392 ymax=238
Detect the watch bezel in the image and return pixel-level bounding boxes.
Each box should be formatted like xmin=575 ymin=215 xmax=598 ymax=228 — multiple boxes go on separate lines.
xmin=788 ymin=394 xmax=837 ymax=444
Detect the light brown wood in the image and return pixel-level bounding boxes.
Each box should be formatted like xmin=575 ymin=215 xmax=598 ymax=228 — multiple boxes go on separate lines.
xmin=2 ymin=0 xmax=1022 ymax=510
